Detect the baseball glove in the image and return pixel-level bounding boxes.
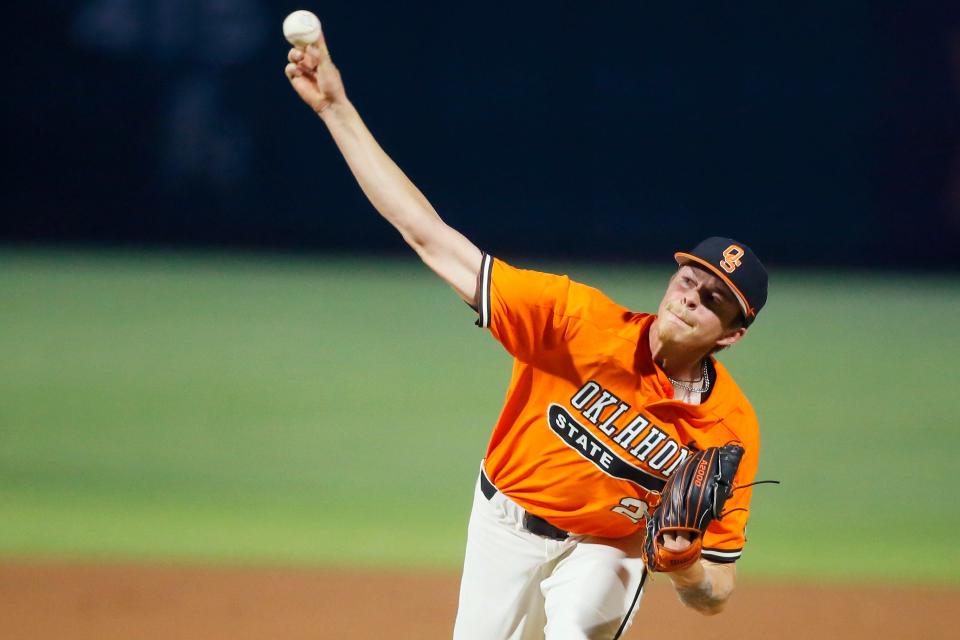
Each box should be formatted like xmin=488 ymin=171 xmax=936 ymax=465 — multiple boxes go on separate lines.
xmin=642 ymin=443 xmax=745 ymax=573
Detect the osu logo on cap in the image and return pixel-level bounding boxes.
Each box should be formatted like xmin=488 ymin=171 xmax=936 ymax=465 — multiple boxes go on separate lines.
xmin=720 ymin=245 xmax=744 ymax=273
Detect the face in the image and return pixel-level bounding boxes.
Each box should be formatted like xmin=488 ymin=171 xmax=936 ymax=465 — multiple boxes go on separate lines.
xmin=654 ymin=264 xmax=746 ymax=354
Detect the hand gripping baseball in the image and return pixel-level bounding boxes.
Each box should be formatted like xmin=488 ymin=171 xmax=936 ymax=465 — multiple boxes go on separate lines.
xmin=643 ymin=444 xmax=745 ymax=573
xmin=285 ymin=27 xmax=345 ymax=114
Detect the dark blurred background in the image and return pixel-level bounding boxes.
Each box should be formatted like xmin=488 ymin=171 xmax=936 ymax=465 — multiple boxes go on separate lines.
xmin=3 ymin=1 xmax=960 ymax=267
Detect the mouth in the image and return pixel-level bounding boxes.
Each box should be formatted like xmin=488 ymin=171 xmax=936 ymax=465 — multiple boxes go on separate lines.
xmin=666 ymin=307 xmax=693 ymax=328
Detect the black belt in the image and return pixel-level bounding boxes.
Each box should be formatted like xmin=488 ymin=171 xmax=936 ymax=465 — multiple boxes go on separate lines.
xmin=479 ymin=469 xmax=570 ymax=541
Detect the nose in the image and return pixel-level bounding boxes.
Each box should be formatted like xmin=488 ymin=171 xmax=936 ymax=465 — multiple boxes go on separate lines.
xmin=681 ymin=289 xmax=700 ymax=309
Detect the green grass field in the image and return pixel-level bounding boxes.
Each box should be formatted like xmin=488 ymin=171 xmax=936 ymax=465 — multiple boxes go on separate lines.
xmin=1 ymin=249 xmax=957 ymax=583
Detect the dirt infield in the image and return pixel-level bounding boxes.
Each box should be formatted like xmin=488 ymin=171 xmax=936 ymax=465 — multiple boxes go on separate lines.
xmin=1 ymin=561 xmax=955 ymax=639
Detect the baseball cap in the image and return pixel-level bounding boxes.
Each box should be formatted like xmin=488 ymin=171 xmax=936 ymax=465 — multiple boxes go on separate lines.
xmin=674 ymin=237 xmax=768 ymax=326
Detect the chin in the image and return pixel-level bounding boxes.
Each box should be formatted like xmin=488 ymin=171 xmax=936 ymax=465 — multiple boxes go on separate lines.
xmin=656 ymin=320 xmax=686 ymax=345
xmin=659 ymin=323 xmax=710 ymax=352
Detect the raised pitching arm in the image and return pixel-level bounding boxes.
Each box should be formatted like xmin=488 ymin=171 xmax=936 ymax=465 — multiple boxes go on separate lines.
xmin=284 ymin=29 xmax=483 ymax=305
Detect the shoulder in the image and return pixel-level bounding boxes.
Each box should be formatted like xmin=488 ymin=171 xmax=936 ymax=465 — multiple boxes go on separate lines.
xmin=491 ymin=257 xmax=647 ymax=328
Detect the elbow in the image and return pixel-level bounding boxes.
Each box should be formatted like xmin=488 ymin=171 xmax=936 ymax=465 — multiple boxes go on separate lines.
xmin=676 ymin=583 xmax=733 ymax=616
xmin=696 ymin=588 xmax=734 ymax=616
xmin=681 ymin=560 xmax=735 ymax=616
xmin=400 ymin=219 xmax=445 ymax=256
xmin=401 ymin=228 xmax=430 ymax=254
xmin=680 ymin=595 xmax=727 ymax=616
xmin=696 ymin=601 xmax=727 ymax=616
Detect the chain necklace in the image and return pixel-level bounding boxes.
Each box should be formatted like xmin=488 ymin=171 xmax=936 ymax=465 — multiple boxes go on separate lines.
xmin=667 ymin=359 xmax=711 ymax=394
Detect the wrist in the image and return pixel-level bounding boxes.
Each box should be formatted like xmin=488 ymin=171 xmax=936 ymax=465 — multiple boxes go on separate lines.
xmin=317 ymin=98 xmax=355 ymax=123
xmin=668 ymin=559 xmax=707 ymax=589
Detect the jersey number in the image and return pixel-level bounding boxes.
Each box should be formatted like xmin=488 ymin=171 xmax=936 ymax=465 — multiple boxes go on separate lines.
xmin=611 ymin=497 xmax=650 ymax=524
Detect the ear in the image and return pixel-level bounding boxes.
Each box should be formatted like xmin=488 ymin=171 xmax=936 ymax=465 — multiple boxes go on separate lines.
xmin=715 ymin=326 xmax=747 ymax=349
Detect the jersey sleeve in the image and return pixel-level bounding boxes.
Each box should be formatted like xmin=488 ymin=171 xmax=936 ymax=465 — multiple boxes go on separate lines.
xmin=700 ymin=427 xmax=760 ymax=564
xmin=474 ymin=254 xmax=577 ymax=361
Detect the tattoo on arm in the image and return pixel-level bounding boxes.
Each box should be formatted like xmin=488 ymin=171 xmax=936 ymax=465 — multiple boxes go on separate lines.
xmin=676 ymin=578 xmax=720 ymax=611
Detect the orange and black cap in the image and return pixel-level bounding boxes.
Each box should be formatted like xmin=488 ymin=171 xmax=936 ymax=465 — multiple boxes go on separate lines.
xmin=674 ymin=237 xmax=768 ymax=326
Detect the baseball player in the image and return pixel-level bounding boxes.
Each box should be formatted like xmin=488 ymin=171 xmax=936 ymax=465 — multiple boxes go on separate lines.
xmin=285 ymin=24 xmax=768 ymax=640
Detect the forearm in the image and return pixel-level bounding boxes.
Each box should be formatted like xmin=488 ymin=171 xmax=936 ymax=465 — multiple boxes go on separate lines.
xmin=668 ymin=560 xmax=735 ymax=616
xmin=319 ymin=100 xmax=440 ymax=248
xmin=317 ymin=100 xmax=481 ymax=300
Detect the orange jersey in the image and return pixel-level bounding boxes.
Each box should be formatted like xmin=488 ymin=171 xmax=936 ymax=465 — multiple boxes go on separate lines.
xmin=475 ymin=255 xmax=761 ymax=563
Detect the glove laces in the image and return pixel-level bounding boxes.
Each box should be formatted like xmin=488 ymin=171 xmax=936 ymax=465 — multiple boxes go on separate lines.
xmin=718 ymin=479 xmax=781 ymax=519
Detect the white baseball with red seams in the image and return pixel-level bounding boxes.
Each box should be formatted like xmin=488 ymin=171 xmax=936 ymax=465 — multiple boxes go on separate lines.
xmin=283 ymin=10 xmax=321 ymax=48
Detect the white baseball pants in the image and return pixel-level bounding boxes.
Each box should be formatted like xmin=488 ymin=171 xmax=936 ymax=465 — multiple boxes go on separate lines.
xmin=452 ymin=469 xmax=647 ymax=640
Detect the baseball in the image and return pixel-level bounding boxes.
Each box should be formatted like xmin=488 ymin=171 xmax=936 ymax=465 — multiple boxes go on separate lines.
xmin=283 ymin=10 xmax=321 ymax=48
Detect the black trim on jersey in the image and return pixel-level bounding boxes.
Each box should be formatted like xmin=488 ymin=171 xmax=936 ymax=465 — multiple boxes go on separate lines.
xmin=702 ymin=357 xmax=718 ymax=402
xmin=548 ymin=404 xmax=666 ymax=492
xmin=474 ymin=253 xmax=493 ymax=328
xmin=700 ymin=547 xmax=742 ymax=563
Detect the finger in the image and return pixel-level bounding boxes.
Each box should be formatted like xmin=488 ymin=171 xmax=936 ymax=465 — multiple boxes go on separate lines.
xmin=306 ymin=41 xmax=330 ymax=65
xmin=666 ymin=538 xmax=689 ymax=551
xmin=288 ymin=48 xmax=303 ymax=64
xmin=297 ymin=49 xmax=320 ymax=72
xmin=661 ymin=532 xmax=692 ymax=551
xmin=314 ymin=27 xmax=331 ymax=56
xmin=285 ymin=62 xmax=304 ymax=80
xmin=297 ymin=31 xmax=329 ymax=69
